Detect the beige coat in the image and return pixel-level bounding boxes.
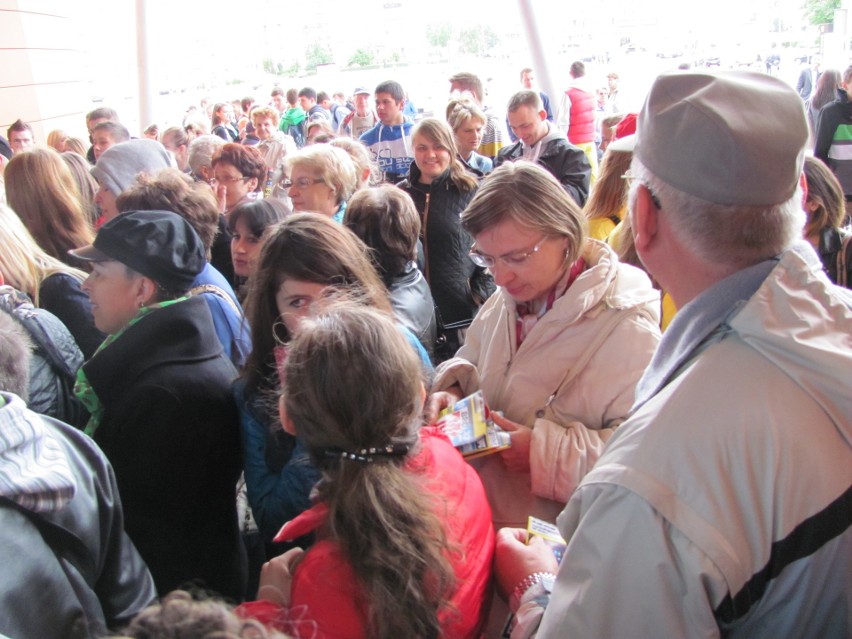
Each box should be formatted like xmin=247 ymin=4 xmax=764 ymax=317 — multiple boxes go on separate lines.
xmin=433 ymin=239 xmax=661 ymax=528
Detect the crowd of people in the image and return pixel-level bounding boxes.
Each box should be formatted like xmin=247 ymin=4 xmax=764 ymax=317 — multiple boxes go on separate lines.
xmin=0 ymin=62 xmax=849 ymax=639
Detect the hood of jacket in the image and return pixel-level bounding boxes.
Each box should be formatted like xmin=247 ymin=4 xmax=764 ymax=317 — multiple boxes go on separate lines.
xmin=728 ymin=243 xmax=852 ymax=443
xmin=537 ymin=119 xmax=566 ymax=148
xmin=0 ymin=393 xmax=76 ymax=513
xmin=281 ymin=107 xmax=306 ymax=127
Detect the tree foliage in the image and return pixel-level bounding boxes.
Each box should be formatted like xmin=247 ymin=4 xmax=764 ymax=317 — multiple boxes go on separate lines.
xmin=458 ymin=25 xmax=499 ymax=55
xmin=802 ymin=0 xmax=841 ymax=26
xmin=348 ymin=48 xmax=375 ymax=67
xmin=305 ymin=43 xmax=333 ymax=71
xmin=426 ymin=22 xmax=453 ymax=48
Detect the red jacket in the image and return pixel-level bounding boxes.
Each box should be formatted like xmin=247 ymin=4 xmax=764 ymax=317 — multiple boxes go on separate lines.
xmin=565 ymin=86 xmax=596 ymax=145
xmin=238 ymin=428 xmax=495 ymax=639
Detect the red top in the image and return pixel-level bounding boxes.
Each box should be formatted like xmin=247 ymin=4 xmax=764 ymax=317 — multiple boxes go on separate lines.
xmin=238 ymin=428 xmax=495 ymax=639
xmin=565 ymin=86 xmax=596 ymax=145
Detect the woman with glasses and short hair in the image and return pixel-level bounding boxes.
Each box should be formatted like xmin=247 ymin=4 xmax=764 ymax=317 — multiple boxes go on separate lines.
xmin=211 ymin=143 xmax=267 ymax=216
xmin=426 ymin=161 xmax=662 ymax=534
xmin=283 ymin=144 xmax=357 ymax=222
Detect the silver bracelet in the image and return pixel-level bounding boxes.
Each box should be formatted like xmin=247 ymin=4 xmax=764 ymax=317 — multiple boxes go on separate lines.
xmin=510 ymin=571 xmax=556 ymax=612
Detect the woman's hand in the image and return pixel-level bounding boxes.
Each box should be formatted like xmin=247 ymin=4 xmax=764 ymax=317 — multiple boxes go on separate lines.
xmin=494 ymin=412 xmax=532 ymax=473
xmin=423 ymin=386 xmax=464 ymax=424
xmin=216 ymin=183 xmax=228 ymax=214
xmin=256 ymin=547 xmax=305 ymax=607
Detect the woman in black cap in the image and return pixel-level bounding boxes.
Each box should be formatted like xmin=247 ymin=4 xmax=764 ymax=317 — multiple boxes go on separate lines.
xmin=70 ymin=210 xmax=246 ymax=601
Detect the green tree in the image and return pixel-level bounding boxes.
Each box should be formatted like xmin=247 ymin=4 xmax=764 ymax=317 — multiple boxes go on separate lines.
xmin=305 ymin=43 xmax=333 ymax=71
xmin=426 ymin=22 xmax=452 ymax=48
xmin=458 ymin=25 xmax=499 ymax=55
xmin=348 ymin=48 xmax=375 ymax=67
xmin=802 ymin=0 xmax=841 ymax=26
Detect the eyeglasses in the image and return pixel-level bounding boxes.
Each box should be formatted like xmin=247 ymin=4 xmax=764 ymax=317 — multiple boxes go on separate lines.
xmin=622 ymin=171 xmax=662 ymax=209
xmin=279 ymin=177 xmax=325 ymax=190
xmin=468 ymin=236 xmax=548 ymax=269
xmin=210 ymin=175 xmax=249 ymax=186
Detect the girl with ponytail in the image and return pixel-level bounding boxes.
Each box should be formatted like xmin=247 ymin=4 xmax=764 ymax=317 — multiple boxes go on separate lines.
xmin=239 ymin=302 xmax=494 ymax=639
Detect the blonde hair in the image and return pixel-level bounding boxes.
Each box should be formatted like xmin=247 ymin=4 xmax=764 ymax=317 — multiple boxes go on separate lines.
xmin=64 ymin=137 xmax=88 ymax=156
xmin=0 ymin=204 xmax=86 ymax=304
xmin=286 ymin=144 xmax=357 ymax=204
xmin=61 ymin=151 xmax=99 ymax=226
xmin=445 ymin=97 xmax=486 ymax=132
xmin=462 ymin=161 xmax=586 ymax=263
xmin=583 ymin=147 xmax=632 ymax=222
xmin=250 ymin=105 xmax=280 ymax=127
xmin=330 ymin=137 xmax=379 ymax=188
xmin=4 ymin=147 xmax=94 ymax=265
xmin=411 ymin=118 xmax=477 ymax=192
xmin=46 ymin=129 xmax=68 ymax=152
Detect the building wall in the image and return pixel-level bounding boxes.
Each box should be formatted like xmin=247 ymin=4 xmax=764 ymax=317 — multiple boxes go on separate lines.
xmin=0 ymin=0 xmax=90 ymax=143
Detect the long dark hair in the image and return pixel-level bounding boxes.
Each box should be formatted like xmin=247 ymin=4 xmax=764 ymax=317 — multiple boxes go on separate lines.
xmin=811 ymin=69 xmax=842 ymax=114
xmin=242 ymin=213 xmax=391 ymax=392
xmin=284 ymin=303 xmax=454 ymax=638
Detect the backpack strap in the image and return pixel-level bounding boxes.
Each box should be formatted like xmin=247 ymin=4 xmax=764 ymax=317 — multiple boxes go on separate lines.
xmin=188 ymin=284 xmax=243 ymax=317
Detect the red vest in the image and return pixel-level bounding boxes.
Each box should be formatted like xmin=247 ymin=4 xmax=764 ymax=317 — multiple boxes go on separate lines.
xmin=565 ymin=86 xmax=595 ymax=145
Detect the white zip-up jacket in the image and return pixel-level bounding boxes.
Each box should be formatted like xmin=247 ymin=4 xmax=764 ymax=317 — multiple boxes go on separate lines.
xmin=434 ymin=239 xmax=661 ymax=528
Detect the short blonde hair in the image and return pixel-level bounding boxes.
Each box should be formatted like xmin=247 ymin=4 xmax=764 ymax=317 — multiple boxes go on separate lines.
xmin=462 ymin=161 xmax=585 ymax=264
xmin=445 ymin=97 xmax=486 ymax=132
xmin=286 ymin=144 xmax=357 ymax=205
xmin=250 ymin=105 xmax=280 ymax=127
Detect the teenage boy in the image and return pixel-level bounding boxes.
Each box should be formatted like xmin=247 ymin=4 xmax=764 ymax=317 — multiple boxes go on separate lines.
xmin=359 ymin=80 xmax=414 ymax=183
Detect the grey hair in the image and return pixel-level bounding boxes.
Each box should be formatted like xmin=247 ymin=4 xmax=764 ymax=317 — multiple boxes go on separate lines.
xmin=187 ymin=134 xmax=226 ymax=177
xmin=629 ymin=158 xmax=805 ymax=268
xmin=286 ymin=144 xmax=357 ymax=205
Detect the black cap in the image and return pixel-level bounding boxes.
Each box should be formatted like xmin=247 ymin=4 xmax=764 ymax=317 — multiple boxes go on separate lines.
xmin=70 ymin=210 xmax=205 ymax=292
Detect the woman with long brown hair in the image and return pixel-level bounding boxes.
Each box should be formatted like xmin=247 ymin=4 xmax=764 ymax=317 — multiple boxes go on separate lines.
xmin=240 ymin=301 xmax=493 ymax=639
xmin=4 ymin=147 xmax=94 ymax=270
xmin=237 ymin=213 xmax=430 ymax=551
xmin=803 ymin=155 xmax=852 ymax=286
xmin=398 ymin=117 xmax=494 ymax=360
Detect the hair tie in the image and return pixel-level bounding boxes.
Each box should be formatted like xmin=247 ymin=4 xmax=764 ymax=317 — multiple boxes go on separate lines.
xmin=322 ymin=442 xmax=411 ymax=465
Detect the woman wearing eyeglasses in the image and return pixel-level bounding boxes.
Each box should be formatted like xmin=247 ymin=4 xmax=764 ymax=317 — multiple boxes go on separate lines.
xmin=211 ymin=143 xmax=267 ymax=216
xmin=284 ymin=144 xmax=357 ymax=222
xmin=426 ymin=161 xmax=661 ymax=533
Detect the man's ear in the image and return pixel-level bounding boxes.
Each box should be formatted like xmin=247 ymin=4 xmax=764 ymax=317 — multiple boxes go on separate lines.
xmin=631 ymin=184 xmax=659 ymax=253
